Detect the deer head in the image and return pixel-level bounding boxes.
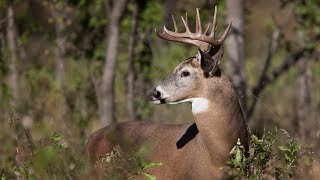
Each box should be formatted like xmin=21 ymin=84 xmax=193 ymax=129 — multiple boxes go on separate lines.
xmin=149 ymin=7 xmax=231 ymax=114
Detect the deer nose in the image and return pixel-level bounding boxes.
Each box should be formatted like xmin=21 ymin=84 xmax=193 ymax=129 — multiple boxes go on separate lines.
xmin=152 ymin=88 xmax=161 ymax=98
xmin=149 ymin=88 xmax=161 ymax=100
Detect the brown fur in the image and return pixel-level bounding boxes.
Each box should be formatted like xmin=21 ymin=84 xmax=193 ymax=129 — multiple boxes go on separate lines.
xmin=86 ymin=58 xmax=249 ymax=179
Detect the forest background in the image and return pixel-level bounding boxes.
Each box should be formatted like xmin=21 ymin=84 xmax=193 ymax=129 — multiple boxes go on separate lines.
xmin=0 ymin=0 xmax=319 ymax=178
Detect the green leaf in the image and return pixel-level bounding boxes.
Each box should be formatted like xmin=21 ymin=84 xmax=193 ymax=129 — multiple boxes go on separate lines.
xmin=251 ymin=134 xmax=262 ymax=145
xmin=143 ymin=162 xmax=162 ymax=170
xmin=142 ymin=173 xmax=157 ymax=180
xmin=235 ymin=148 xmax=242 ymax=164
xmin=279 ymin=146 xmax=289 ymax=152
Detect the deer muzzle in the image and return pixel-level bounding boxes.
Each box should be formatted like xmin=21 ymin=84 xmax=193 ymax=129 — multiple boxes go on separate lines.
xmin=148 ymin=87 xmax=168 ymax=104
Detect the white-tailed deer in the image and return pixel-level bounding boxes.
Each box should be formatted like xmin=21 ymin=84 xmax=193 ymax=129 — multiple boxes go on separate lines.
xmin=86 ymin=7 xmax=249 ymax=179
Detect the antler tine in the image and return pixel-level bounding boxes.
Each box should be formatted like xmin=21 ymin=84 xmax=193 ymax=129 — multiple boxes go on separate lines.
xmin=181 ymin=14 xmax=191 ymax=33
xmin=172 ymin=15 xmax=178 ymax=32
xmin=204 ymin=23 xmax=211 ymax=35
xmin=195 ymin=8 xmax=202 ymax=34
xmin=185 ymin=12 xmax=188 ymax=27
xmin=210 ymin=6 xmax=217 ymax=37
xmin=218 ymin=23 xmax=232 ymax=43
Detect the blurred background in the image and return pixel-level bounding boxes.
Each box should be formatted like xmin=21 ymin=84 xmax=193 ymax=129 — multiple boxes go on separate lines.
xmin=0 ymin=0 xmax=319 ymax=178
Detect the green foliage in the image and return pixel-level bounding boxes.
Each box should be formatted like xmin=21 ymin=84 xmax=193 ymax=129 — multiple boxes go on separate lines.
xmin=131 ymin=147 xmax=162 ymax=180
xmin=51 ymin=133 xmax=68 ymax=149
xmin=87 ymin=0 xmax=108 ymax=29
xmin=228 ymin=139 xmax=247 ymax=176
xmin=283 ymin=0 xmax=320 ymax=48
xmin=0 ymin=0 xmax=20 ymax=8
xmin=132 ymin=147 xmax=162 ymax=170
xmin=227 ymin=128 xmax=314 ymax=179
xmin=97 ymin=145 xmax=162 ymax=179
xmin=140 ymin=1 xmax=163 ymax=30
xmin=5 ymin=133 xmax=88 ymax=179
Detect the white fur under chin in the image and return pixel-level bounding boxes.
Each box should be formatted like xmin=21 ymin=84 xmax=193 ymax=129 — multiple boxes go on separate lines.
xmin=150 ymin=100 xmax=161 ymax=104
xmin=168 ymin=98 xmax=209 ymax=114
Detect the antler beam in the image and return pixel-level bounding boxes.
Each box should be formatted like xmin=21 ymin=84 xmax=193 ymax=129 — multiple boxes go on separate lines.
xmin=156 ymin=6 xmax=231 ymax=52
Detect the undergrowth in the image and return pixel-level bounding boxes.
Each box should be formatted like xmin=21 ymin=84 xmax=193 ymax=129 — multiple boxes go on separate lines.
xmin=2 ymin=133 xmax=88 ymax=180
xmin=0 ymin=127 xmax=314 ymax=179
xmin=97 ymin=145 xmax=162 ymax=179
xmin=227 ymin=128 xmax=314 ymax=179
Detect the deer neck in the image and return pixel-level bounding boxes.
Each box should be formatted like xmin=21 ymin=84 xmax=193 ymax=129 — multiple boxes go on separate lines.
xmin=192 ymin=74 xmax=247 ymax=166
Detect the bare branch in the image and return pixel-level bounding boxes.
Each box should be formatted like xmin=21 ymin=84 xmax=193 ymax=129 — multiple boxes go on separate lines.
xmin=246 ymin=14 xmax=291 ymax=120
xmin=247 ymin=46 xmax=317 ymax=119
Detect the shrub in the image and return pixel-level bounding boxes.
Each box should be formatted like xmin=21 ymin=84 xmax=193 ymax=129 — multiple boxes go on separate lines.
xmin=5 ymin=133 xmax=89 ymax=180
xmin=227 ymin=128 xmax=314 ymax=179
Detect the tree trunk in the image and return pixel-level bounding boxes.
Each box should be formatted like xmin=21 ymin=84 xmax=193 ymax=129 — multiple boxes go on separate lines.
xmin=164 ymin=0 xmax=177 ymax=28
xmin=225 ymin=0 xmax=247 ymax=118
xmin=295 ymin=59 xmax=316 ymax=142
xmin=55 ymin=22 xmax=66 ymax=87
xmin=6 ymin=4 xmax=34 ymax=168
xmin=50 ymin=3 xmax=67 ymax=87
xmin=49 ymin=2 xmax=69 ymax=122
xmin=126 ymin=1 xmax=139 ymax=120
xmin=0 ymin=30 xmax=4 ymax=109
xmin=99 ymin=0 xmax=127 ymax=127
xmin=7 ymin=5 xmax=19 ymax=108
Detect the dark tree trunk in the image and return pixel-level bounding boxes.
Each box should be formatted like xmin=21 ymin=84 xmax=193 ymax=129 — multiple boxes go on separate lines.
xmin=134 ymin=36 xmax=153 ymax=121
xmin=7 ymin=5 xmax=19 ymax=108
xmin=99 ymin=0 xmax=127 ymax=127
xmin=225 ymin=0 xmax=247 ymax=119
xmin=205 ymin=0 xmax=216 ymax=8
xmin=126 ymin=1 xmax=140 ymax=120
xmin=164 ymin=0 xmax=177 ymax=28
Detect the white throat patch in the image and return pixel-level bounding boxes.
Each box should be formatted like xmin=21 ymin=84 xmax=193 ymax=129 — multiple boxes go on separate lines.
xmin=168 ymin=98 xmax=209 ymax=114
xmin=190 ymin=98 xmax=209 ymax=114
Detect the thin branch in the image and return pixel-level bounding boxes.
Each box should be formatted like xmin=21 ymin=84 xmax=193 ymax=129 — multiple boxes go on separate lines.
xmin=247 ymin=27 xmax=281 ymax=119
xmin=246 ymin=14 xmax=289 ymax=120
xmin=258 ymin=24 xmax=281 ymax=90
xmin=247 ymin=46 xmax=316 ymax=119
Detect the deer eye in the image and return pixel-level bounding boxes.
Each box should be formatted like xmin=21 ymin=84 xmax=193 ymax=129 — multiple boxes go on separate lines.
xmin=181 ymin=71 xmax=190 ymax=77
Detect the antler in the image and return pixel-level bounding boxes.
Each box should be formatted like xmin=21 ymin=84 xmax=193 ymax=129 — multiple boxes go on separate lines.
xmin=156 ymin=6 xmax=231 ymax=52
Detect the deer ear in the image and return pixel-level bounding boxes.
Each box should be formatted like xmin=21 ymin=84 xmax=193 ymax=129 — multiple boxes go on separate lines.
xmin=211 ymin=47 xmax=223 ymax=66
xmin=197 ymin=49 xmax=218 ymax=76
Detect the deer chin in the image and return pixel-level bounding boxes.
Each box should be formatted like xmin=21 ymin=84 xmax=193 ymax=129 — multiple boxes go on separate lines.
xmin=166 ymin=98 xmax=210 ymax=114
xmin=150 ymin=97 xmax=209 ymax=114
xmin=149 ymin=98 xmax=167 ymax=104
xmin=150 ymin=97 xmax=183 ymax=105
